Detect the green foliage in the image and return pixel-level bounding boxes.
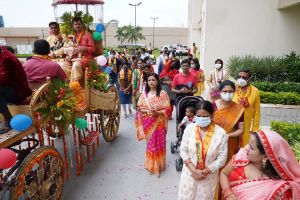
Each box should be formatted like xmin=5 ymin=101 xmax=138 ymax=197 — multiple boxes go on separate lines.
xmin=37 ymin=79 xmax=76 ymax=127
xmin=228 ymin=52 xmax=300 ymax=82
xmin=271 ymin=121 xmax=300 ymax=160
xmin=59 ymin=11 xmax=94 ymax=36
xmin=16 ymin=54 xmax=32 ymax=58
xmin=281 ymin=51 xmax=300 ymax=82
xmin=87 ymin=60 xmax=108 ymax=92
xmin=260 ymin=91 xmax=300 ymax=105
xmin=291 ymin=141 xmax=300 ymax=161
xmin=115 ymin=25 xmax=145 ymax=44
xmin=253 ymin=82 xmax=300 ymax=93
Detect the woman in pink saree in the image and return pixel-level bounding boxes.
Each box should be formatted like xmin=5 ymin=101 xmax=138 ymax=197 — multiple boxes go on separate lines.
xmin=220 ymin=130 xmax=300 ymax=200
xmin=135 ymin=73 xmax=171 ymax=177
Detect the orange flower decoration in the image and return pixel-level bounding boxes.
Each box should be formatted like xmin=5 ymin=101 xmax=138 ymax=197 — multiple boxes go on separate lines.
xmin=57 ymin=101 xmax=63 ymax=107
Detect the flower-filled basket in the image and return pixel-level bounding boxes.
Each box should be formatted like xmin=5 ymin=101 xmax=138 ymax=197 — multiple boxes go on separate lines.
xmin=87 ymin=61 xmax=116 ymax=111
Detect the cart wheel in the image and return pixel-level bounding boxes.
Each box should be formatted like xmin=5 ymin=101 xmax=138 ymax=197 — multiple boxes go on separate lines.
xmin=175 ymin=158 xmax=183 ymax=172
xmin=100 ymin=85 xmax=121 ymax=142
xmin=170 ymin=141 xmax=175 ymax=154
xmin=10 ymin=146 xmax=64 ymax=200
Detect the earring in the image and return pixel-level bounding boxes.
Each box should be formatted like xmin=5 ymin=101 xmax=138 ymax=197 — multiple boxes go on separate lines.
xmin=262 ymin=159 xmax=268 ymax=168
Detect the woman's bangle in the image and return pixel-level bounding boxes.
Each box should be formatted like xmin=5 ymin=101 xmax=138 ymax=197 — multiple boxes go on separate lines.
xmin=185 ymin=161 xmax=193 ymax=166
xmin=222 ymin=188 xmax=233 ymax=199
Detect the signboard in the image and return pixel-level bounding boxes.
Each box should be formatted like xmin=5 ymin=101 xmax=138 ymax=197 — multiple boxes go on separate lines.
xmin=16 ymin=45 xmax=33 ymax=54
xmin=0 ymin=38 xmax=7 ymax=45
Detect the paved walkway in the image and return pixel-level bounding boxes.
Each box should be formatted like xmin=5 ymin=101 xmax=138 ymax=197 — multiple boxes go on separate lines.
xmin=63 ymin=111 xmax=181 ymax=200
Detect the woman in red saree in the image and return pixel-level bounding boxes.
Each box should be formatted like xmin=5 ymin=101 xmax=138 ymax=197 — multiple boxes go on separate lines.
xmin=135 ymin=73 xmax=171 ymax=177
xmin=220 ymin=130 xmax=300 ymax=200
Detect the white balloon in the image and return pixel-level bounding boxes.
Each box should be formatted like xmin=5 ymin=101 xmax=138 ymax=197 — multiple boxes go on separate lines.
xmin=96 ymin=55 xmax=107 ymax=66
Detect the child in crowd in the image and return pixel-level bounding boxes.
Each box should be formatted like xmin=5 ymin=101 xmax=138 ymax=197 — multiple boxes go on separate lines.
xmin=177 ymin=106 xmax=196 ymax=132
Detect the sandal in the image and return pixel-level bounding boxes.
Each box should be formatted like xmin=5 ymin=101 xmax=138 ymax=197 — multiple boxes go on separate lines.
xmin=0 ymin=122 xmax=11 ymax=134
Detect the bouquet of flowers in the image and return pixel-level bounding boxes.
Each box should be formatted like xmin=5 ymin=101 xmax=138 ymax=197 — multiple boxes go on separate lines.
xmin=87 ymin=60 xmax=108 ymax=92
xmin=37 ymin=79 xmax=76 ymax=127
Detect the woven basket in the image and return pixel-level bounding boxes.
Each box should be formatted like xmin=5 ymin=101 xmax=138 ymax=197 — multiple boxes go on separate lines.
xmin=8 ymin=105 xmax=33 ymax=117
xmin=89 ymin=89 xmax=116 ymax=110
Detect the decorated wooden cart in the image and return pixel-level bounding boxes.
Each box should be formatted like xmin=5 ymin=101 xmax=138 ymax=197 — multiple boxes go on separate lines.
xmin=0 ymin=67 xmax=120 ymax=199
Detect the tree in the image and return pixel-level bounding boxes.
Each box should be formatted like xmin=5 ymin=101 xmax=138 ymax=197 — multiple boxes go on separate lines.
xmin=114 ymin=26 xmax=126 ymax=44
xmin=59 ymin=11 xmax=94 ymax=36
xmin=115 ymin=25 xmax=145 ymax=44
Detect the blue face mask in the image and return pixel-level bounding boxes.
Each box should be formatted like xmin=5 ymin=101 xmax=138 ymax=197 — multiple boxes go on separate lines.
xmin=195 ymin=116 xmax=211 ymax=127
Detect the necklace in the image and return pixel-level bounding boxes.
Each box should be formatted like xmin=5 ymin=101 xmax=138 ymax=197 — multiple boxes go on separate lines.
xmin=214 ymin=68 xmax=223 ymax=85
xmin=236 ymin=86 xmax=251 ymax=108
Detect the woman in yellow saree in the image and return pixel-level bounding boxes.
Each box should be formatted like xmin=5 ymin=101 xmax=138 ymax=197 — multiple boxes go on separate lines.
xmin=135 ymin=73 xmax=171 ymax=177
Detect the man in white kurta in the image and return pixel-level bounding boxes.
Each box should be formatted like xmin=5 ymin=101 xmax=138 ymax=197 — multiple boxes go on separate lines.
xmin=178 ymin=123 xmax=228 ymax=200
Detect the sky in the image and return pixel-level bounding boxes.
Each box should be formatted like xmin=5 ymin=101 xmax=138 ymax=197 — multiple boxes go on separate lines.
xmin=0 ymin=0 xmax=188 ymax=28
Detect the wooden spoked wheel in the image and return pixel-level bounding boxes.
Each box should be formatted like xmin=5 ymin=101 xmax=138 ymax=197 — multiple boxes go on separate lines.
xmin=100 ymin=85 xmax=121 ymax=142
xmin=11 ymin=146 xmax=64 ymax=200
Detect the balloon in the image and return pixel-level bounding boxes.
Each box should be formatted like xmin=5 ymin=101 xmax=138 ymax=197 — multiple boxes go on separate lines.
xmin=0 ymin=149 xmax=17 ymax=169
xmin=96 ymin=55 xmax=107 ymax=66
xmin=93 ymin=32 xmax=102 ymax=41
xmin=75 ymin=118 xmax=87 ymax=130
xmin=10 ymin=114 xmax=32 ymax=132
xmin=104 ymin=50 xmax=109 ymax=57
xmin=96 ymin=23 xmax=105 ymax=33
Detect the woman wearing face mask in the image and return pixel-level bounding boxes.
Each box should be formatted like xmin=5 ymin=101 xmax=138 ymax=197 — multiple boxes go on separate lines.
xmin=178 ymin=100 xmax=228 ymax=200
xmin=207 ymin=59 xmax=229 ymax=101
xmin=189 ymin=58 xmax=205 ymax=96
xmin=212 ymin=80 xmax=244 ymax=162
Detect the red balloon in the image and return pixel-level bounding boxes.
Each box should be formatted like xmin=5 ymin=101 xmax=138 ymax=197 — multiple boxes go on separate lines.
xmin=0 ymin=149 xmax=17 ymax=169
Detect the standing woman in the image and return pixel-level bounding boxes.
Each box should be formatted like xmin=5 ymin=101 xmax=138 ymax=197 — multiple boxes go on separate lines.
xmin=159 ymin=60 xmax=179 ymax=119
xmin=178 ymin=100 xmax=228 ymax=200
xmin=132 ymin=59 xmax=144 ymax=109
xmin=212 ymin=80 xmax=244 ymax=162
xmin=118 ymin=59 xmax=132 ymax=118
xmin=207 ymin=59 xmax=229 ymax=101
xmin=189 ymin=58 xmax=205 ymax=96
xmin=135 ymin=73 xmax=171 ymax=177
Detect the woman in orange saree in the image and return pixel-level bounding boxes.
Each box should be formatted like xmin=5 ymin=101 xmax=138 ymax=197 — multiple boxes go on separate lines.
xmin=212 ymin=80 xmax=244 ymax=162
xmin=135 ymin=73 xmax=171 ymax=177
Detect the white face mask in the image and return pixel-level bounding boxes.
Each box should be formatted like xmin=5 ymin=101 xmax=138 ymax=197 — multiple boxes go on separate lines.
xmin=195 ymin=116 xmax=211 ymax=127
xmin=169 ymin=54 xmax=173 ymax=59
xmin=215 ymin=63 xmax=222 ymax=69
xmin=190 ymin=64 xmax=196 ymax=68
xmin=220 ymin=92 xmax=234 ymax=101
xmin=237 ymin=78 xmax=248 ymax=87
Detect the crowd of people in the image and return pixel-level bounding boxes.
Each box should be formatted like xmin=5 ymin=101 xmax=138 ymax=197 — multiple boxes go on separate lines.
xmin=0 ymin=15 xmax=299 ymax=200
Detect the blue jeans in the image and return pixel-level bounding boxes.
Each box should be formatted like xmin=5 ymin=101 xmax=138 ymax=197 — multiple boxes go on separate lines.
xmin=0 ymin=86 xmax=21 ymax=113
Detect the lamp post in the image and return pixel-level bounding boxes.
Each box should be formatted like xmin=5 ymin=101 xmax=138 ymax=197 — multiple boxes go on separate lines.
xmin=129 ymin=2 xmax=142 ymax=29
xmin=41 ymin=29 xmax=44 ymax=39
xmin=150 ymin=17 xmax=158 ymax=49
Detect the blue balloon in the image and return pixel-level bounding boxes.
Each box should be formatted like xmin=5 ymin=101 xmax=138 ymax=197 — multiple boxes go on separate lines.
xmin=96 ymin=23 xmax=105 ymax=33
xmin=10 ymin=114 xmax=32 ymax=132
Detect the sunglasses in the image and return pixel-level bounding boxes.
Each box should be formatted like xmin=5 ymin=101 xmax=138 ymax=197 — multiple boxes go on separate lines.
xmin=238 ymin=75 xmax=249 ymax=79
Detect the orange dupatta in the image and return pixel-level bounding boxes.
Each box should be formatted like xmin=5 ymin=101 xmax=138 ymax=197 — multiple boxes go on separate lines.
xmin=195 ymin=123 xmax=215 ymax=170
xmin=212 ymin=102 xmax=244 ymax=133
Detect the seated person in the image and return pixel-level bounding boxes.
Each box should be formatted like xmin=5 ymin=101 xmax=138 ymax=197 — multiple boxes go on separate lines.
xmin=0 ymin=46 xmax=32 ymax=133
xmin=23 ymin=39 xmax=66 ymax=85
xmin=177 ymin=106 xmax=196 ymax=132
xmin=220 ymin=130 xmax=300 ymax=200
xmin=171 ymin=59 xmax=198 ymax=105
xmin=66 ymin=17 xmax=95 ymax=82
